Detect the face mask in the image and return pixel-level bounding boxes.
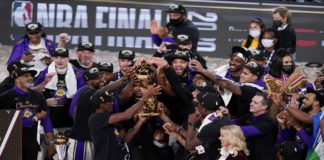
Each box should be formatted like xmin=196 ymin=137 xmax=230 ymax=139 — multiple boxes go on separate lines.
xmin=261 ymin=39 xmax=274 ymax=48
xmin=273 ymin=20 xmax=282 ymax=28
xmin=282 ymin=65 xmax=295 ymax=75
xmin=170 ymin=17 xmax=183 ymax=27
xmin=23 ymin=82 xmax=34 ymax=88
xmin=249 ymin=30 xmax=261 ymax=38
xmin=56 ymin=67 xmax=68 ymax=74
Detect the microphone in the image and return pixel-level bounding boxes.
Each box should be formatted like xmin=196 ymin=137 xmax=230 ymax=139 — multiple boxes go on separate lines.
xmin=186 ymin=143 xmax=210 ymax=160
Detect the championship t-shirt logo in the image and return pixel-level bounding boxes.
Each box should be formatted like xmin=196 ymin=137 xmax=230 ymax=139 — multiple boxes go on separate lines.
xmin=114 ymin=128 xmax=122 ymax=144
xmin=55 ymin=87 xmax=66 ymax=98
xmin=54 ymin=79 xmax=67 ymax=106
xmin=23 ymin=108 xmax=33 ymax=118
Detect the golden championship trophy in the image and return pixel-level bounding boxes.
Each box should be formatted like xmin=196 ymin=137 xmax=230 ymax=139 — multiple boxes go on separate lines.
xmin=54 ymin=133 xmax=69 ymax=160
xmin=135 ymin=61 xmax=161 ymax=117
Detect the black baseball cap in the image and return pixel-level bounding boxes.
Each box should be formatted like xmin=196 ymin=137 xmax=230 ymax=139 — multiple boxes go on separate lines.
xmin=306 ymin=88 xmax=324 ymax=107
xmin=197 ymin=92 xmax=222 ymax=111
xmin=170 ymin=50 xmax=189 ymax=61
xmin=165 ymin=4 xmax=187 ymax=14
xmin=77 ymin=42 xmax=95 ymax=52
xmin=279 ymin=141 xmax=299 ymax=158
xmin=84 ymin=67 xmax=101 ymax=81
xmin=7 ymin=60 xmax=34 ymax=73
xmin=26 ymin=22 xmax=43 ymax=33
xmin=118 ymin=50 xmax=135 ymax=60
xmin=231 ymin=46 xmax=251 ymax=63
xmin=194 ymin=84 xmax=216 ymax=93
xmin=91 ymin=90 xmax=114 ymax=108
xmin=305 ymin=62 xmax=322 ymax=68
xmin=98 ymin=62 xmax=114 ymax=73
xmin=175 ymin=34 xmax=191 ymax=45
xmin=52 ymin=48 xmax=69 ymax=57
xmin=12 ymin=68 xmax=37 ymax=80
xmin=252 ymin=50 xmax=266 ymax=61
xmin=244 ymin=62 xmax=265 ymax=79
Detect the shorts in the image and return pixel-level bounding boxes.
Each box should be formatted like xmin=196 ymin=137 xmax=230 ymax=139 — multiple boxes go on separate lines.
xmin=66 ymin=138 xmax=94 ymax=160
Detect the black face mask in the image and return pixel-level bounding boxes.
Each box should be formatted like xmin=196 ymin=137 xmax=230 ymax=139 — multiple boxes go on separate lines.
xmin=282 ymin=65 xmax=295 ymax=75
xmin=170 ymin=17 xmax=184 ymax=27
xmin=273 ymin=20 xmax=282 ymax=28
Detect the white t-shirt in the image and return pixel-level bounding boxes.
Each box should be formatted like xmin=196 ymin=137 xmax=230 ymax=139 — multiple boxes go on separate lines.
xmin=27 ymin=38 xmax=51 ymax=75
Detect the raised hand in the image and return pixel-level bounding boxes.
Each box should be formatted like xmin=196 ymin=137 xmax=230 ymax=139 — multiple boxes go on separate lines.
xmin=141 ymin=85 xmax=162 ymax=101
xmin=269 ymin=93 xmax=285 ymax=107
xmin=188 ymin=109 xmax=202 ymax=125
xmin=43 ymin=72 xmax=57 ymax=84
xmin=21 ymin=53 xmax=34 ymax=62
xmin=58 ymin=33 xmax=69 ymax=42
xmin=150 ymin=20 xmax=159 ymax=34
xmin=190 ymin=59 xmax=204 ymax=73
xmin=276 ymin=111 xmax=288 ymax=124
xmin=219 ymin=106 xmax=229 ymax=116
xmin=149 ymin=57 xmax=168 ymax=70
xmin=289 ymin=67 xmax=303 ymax=80
xmin=157 ymin=27 xmax=169 ymax=38
xmin=163 ymin=122 xmax=177 ymax=133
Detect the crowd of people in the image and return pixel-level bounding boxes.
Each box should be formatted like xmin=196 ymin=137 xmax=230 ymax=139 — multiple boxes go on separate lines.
xmin=0 ymin=3 xmax=323 ymax=160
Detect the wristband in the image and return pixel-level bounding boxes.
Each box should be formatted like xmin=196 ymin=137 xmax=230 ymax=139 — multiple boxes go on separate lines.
xmin=176 ymin=127 xmax=181 ymax=133
xmin=32 ymin=116 xmax=39 ymax=122
xmin=47 ymin=140 xmax=55 ymax=145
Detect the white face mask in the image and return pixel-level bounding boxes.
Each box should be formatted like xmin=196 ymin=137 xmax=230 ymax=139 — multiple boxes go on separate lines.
xmin=56 ymin=67 xmax=68 ymax=74
xmin=249 ymin=30 xmax=261 ymax=38
xmin=261 ymin=39 xmax=274 ymax=48
xmin=23 ymin=82 xmax=34 ymax=88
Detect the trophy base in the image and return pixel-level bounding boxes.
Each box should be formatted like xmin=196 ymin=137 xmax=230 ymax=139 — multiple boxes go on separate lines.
xmin=138 ymin=112 xmax=161 ymax=117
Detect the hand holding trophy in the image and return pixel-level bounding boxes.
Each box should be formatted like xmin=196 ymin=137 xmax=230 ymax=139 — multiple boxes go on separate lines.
xmin=135 ymin=60 xmax=162 ymax=117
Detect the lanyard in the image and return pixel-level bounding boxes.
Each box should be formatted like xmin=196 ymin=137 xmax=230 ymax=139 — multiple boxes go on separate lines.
xmin=266 ymin=50 xmax=275 ymax=67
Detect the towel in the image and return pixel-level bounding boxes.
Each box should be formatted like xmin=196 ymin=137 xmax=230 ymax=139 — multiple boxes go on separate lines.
xmin=45 ymin=62 xmax=77 ymax=98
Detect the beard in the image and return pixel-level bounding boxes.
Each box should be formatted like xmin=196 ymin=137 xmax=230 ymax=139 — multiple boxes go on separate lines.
xmin=301 ymin=105 xmax=312 ymax=113
xmin=79 ymin=58 xmax=92 ymax=67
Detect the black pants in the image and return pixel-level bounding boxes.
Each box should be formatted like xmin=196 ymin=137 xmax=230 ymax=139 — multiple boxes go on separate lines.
xmin=23 ymin=147 xmax=38 ymax=160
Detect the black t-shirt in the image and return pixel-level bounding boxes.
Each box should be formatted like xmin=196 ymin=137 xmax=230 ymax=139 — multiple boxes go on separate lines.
xmin=0 ymin=87 xmax=47 ymax=149
xmin=88 ymin=112 xmax=128 ymax=160
xmin=227 ymin=85 xmax=261 ymax=118
xmin=69 ymin=86 xmax=97 ymax=141
xmin=196 ymin=117 xmax=231 ymax=160
xmin=0 ymin=76 xmax=14 ymax=94
xmin=43 ymin=74 xmax=73 ymax=128
xmin=236 ymin=114 xmax=278 ymax=160
xmin=69 ymin=59 xmax=100 ymax=71
xmin=274 ymin=25 xmax=296 ymax=53
xmin=166 ymin=20 xmax=200 ymax=51
xmin=164 ymin=67 xmax=195 ymax=124
xmin=237 ymin=85 xmax=261 ymax=117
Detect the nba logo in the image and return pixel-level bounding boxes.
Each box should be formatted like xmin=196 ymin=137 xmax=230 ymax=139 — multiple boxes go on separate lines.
xmin=11 ymin=1 xmax=33 ymax=27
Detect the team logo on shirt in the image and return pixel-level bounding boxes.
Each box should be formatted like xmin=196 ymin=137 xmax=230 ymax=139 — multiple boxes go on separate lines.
xmin=11 ymin=1 xmax=33 ymax=27
xmin=22 ymin=108 xmax=33 ymax=118
xmin=114 ymin=128 xmax=122 ymax=144
xmin=56 ymin=89 xmax=66 ymax=97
